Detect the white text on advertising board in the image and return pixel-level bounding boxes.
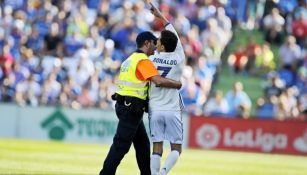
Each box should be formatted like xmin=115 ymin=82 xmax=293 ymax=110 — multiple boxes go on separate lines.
xmin=197 ymin=124 xmax=288 ymax=152
xmin=77 ymin=119 xmax=117 ymax=137
xmin=224 ymin=128 xmax=287 ymax=152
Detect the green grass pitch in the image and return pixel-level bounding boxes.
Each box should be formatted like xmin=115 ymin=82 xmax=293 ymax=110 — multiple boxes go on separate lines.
xmin=1 ymin=139 xmax=307 ymax=175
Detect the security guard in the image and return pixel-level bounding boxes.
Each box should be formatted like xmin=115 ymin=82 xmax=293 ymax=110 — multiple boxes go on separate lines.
xmin=100 ymin=31 xmax=181 ymax=175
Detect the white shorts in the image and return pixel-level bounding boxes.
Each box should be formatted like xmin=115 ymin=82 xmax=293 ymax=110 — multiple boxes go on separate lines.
xmin=149 ymin=110 xmax=183 ymax=144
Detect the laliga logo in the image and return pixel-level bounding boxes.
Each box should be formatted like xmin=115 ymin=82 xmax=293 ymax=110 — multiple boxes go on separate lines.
xmin=196 ymin=124 xmax=220 ymax=149
xmin=196 ymin=124 xmax=288 ymax=152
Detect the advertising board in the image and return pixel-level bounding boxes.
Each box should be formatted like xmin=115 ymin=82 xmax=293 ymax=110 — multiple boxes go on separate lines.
xmin=189 ymin=117 xmax=307 ymax=155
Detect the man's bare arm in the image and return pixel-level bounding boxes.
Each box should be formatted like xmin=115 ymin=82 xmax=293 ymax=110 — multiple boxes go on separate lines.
xmin=145 ymin=0 xmax=169 ymax=26
xmin=150 ymin=75 xmax=181 ymax=89
xmin=146 ymin=0 xmax=185 ymax=56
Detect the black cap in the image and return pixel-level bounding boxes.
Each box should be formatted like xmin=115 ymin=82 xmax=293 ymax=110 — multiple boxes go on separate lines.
xmin=136 ymin=31 xmax=157 ymax=48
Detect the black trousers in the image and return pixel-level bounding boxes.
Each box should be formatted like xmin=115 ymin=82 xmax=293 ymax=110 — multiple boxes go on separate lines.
xmin=100 ymin=97 xmax=151 ymax=175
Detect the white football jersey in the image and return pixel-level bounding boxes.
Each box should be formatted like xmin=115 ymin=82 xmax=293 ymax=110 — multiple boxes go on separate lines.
xmin=148 ymin=24 xmax=185 ymax=111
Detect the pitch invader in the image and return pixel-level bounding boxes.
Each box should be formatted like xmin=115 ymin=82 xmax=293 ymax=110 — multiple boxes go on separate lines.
xmin=145 ymin=1 xmax=185 ymax=175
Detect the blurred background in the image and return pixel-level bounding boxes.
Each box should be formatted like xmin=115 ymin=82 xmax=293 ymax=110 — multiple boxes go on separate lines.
xmin=0 ymin=0 xmax=307 ymax=153
xmin=0 ymin=0 xmax=306 ymax=120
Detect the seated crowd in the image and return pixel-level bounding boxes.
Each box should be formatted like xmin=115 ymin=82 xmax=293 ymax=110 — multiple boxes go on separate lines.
xmin=0 ymin=0 xmax=306 ymax=120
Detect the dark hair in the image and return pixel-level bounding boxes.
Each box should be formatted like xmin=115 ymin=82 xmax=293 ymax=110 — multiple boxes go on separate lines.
xmin=160 ymin=30 xmax=178 ymax=52
xmin=136 ymin=31 xmax=157 ymax=48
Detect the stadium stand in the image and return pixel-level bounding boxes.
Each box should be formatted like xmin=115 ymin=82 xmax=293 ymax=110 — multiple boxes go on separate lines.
xmin=0 ymin=0 xmax=306 ymax=120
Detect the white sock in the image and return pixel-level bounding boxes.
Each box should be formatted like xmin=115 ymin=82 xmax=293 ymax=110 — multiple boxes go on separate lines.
xmin=151 ymin=154 xmax=161 ymax=175
xmin=160 ymin=150 xmax=180 ymax=175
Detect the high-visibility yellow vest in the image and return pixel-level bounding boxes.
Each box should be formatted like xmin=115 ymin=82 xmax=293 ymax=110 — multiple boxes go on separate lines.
xmin=116 ymin=52 xmax=149 ymax=100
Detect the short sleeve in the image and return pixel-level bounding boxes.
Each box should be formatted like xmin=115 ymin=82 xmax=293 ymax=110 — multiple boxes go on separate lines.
xmin=136 ymin=60 xmax=159 ymax=80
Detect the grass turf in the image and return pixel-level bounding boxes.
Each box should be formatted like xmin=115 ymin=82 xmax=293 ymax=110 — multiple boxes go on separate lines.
xmin=1 ymin=139 xmax=307 ymax=175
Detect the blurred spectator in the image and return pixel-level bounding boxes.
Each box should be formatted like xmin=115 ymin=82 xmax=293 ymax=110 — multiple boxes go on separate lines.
xmin=203 ymin=90 xmax=229 ymax=116
xmin=66 ymin=6 xmax=90 ymax=38
xmin=177 ymin=0 xmax=198 ymax=20
xmin=75 ymin=85 xmax=96 ymax=108
xmin=181 ymin=79 xmax=206 ymax=115
xmin=40 ymin=72 xmax=61 ymax=105
xmin=201 ymin=18 xmax=228 ymax=51
xmin=299 ymin=93 xmax=307 ymax=115
xmin=194 ymin=55 xmax=215 ymax=100
xmin=256 ymin=96 xmax=278 ymax=119
xmin=276 ymin=95 xmax=293 ymax=121
xmin=277 ymin=67 xmax=296 ymax=87
xmin=293 ymin=0 xmax=307 ymax=21
xmin=94 ymin=13 xmax=110 ymax=38
xmin=255 ymin=42 xmax=275 ymax=75
xmin=225 ymin=81 xmax=252 ymax=118
xmin=0 ymin=29 xmax=5 ymax=49
xmin=15 ymin=74 xmax=41 ymax=106
xmin=0 ymin=44 xmax=14 ymax=76
xmin=64 ymin=29 xmax=85 ymax=57
xmin=133 ymin=1 xmax=153 ymax=31
xmin=245 ymin=37 xmax=261 ymax=74
xmin=263 ymin=0 xmax=278 ymax=19
xmin=227 ymin=45 xmax=248 ymax=74
xmin=285 ymin=87 xmax=300 ymax=117
xmin=275 ymin=88 xmax=299 ymax=120
xmin=43 ymin=22 xmax=63 ymax=56
xmin=279 ymin=35 xmax=301 ymax=70
xmin=173 ymin=10 xmax=191 ymax=36
xmin=264 ymin=73 xmax=285 ymax=98
xmin=224 ymin=0 xmax=248 ymax=26
xmin=277 ymin=0 xmax=298 ymax=16
xmin=76 ymin=26 xmax=105 ymax=61
xmin=97 ymin=76 xmax=116 ymax=109
xmin=19 ymin=47 xmax=37 ymax=73
xmin=11 ymin=61 xmax=30 ymax=84
xmin=291 ymin=12 xmax=307 ymax=48
xmin=216 ymin=7 xmax=232 ymax=41
xmin=24 ymin=26 xmax=44 ymax=55
xmin=100 ymin=39 xmax=122 ymax=76
xmin=1 ymin=73 xmax=17 ymax=102
xmin=263 ymin=8 xmax=285 ymax=44
xmin=295 ymin=67 xmax=307 ymax=95
xmin=10 ymin=19 xmax=25 ymax=61
xmin=0 ymin=66 xmax=3 ymax=81
xmin=58 ymin=76 xmax=80 ymax=108
xmin=111 ymin=17 xmax=136 ymax=51
xmin=184 ymin=25 xmax=202 ymax=64
xmin=74 ymin=51 xmax=95 ymax=81
xmin=245 ymin=0 xmax=266 ymax=30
